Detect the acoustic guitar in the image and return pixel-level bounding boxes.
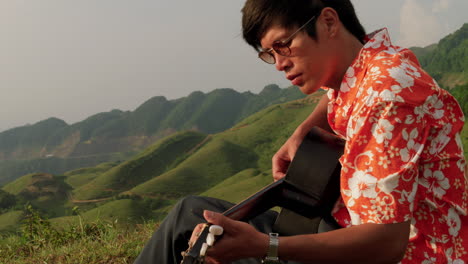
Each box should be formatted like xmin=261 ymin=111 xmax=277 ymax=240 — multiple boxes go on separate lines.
xmin=180 ymin=127 xmax=344 ymax=264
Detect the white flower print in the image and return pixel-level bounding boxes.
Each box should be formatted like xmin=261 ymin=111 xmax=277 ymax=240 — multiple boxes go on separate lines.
xmin=371 ymin=119 xmax=394 ymax=144
xmin=422 ymin=255 xmax=437 ymax=264
xmin=447 ymin=208 xmax=461 ymax=237
xmin=409 ymin=218 xmax=418 ymax=239
xmin=364 ymin=87 xmax=379 ymax=106
xmin=348 ymin=208 xmax=363 ymax=225
xmin=415 ymin=94 xmax=445 ymax=120
xmin=420 ymin=169 xmax=450 ymax=198
xmin=456 ymin=158 xmax=466 ymax=174
xmin=366 ymin=29 xmax=391 ymax=49
xmin=455 ymin=133 xmax=463 ymax=151
xmin=400 ymin=128 xmax=423 ymax=162
xmin=390 ymin=84 xmax=403 ymax=94
xmin=340 ymin=67 xmax=356 ymax=93
xmin=377 ymin=172 xmax=400 ymax=195
xmin=347 ymin=116 xmax=366 ymax=140
xmin=368 ymin=66 xmax=382 ymax=80
xmin=429 ymin=123 xmax=452 ymax=155
xmin=387 ymin=62 xmax=421 ymax=90
xmin=401 ymin=62 xmax=421 ymax=78
xmin=388 ymin=66 xmax=414 ymax=89
xmin=404 ymin=114 xmax=415 ymax=125
xmin=348 ymin=170 xmax=378 ymax=199
xmin=398 ymin=181 xmax=419 ymax=212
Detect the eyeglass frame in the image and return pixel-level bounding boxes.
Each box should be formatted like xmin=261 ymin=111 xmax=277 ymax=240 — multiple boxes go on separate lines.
xmin=258 ymin=15 xmax=317 ymax=64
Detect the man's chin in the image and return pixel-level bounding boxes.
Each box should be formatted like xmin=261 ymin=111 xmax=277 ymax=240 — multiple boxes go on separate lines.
xmin=299 ymin=84 xmax=320 ymax=95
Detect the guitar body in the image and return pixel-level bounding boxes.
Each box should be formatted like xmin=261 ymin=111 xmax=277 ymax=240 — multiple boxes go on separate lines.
xmin=180 ymin=127 xmax=344 ymax=264
xmin=274 ymin=127 xmax=344 ymax=235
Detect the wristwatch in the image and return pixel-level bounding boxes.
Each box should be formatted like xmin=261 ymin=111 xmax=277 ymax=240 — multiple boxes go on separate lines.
xmin=262 ymin=233 xmax=280 ymax=263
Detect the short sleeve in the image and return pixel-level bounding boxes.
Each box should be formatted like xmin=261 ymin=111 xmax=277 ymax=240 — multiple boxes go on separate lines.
xmin=339 ymin=100 xmax=429 ymax=225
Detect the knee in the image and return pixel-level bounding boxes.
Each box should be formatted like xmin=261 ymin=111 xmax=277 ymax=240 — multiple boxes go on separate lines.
xmin=173 ymin=195 xmax=207 ymax=218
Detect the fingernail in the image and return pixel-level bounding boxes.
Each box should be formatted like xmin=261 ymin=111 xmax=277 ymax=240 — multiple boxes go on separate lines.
xmin=203 ymin=210 xmax=214 ymax=220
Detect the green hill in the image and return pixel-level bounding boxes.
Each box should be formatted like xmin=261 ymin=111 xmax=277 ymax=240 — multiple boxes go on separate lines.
xmin=128 ymin=138 xmax=258 ymax=198
xmin=0 ymin=211 xmax=23 ymax=232
xmin=0 ymin=86 xmax=305 ymax=185
xmin=128 ymin=94 xmax=322 ymax=200
xmin=411 ymin=23 xmax=468 ymax=88
xmin=2 ymin=173 xmax=72 ymax=217
xmin=64 ymin=162 xmax=120 ymax=189
xmin=0 ymin=152 xmax=129 ymax=186
xmin=72 ymin=131 xmax=207 ymax=200
xmin=51 ymin=199 xmax=152 ymax=226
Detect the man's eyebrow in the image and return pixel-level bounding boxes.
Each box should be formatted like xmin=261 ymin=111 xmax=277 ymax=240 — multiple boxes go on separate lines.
xmin=260 ymin=33 xmax=288 ymax=51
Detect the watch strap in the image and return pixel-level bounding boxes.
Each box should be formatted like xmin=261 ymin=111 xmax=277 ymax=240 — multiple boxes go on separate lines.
xmin=262 ymin=233 xmax=280 ymax=263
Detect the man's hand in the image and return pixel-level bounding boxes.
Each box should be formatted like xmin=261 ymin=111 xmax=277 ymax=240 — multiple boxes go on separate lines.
xmin=199 ymin=210 xmax=268 ymax=263
xmin=272 ymin=134 xmax=304 ymax=181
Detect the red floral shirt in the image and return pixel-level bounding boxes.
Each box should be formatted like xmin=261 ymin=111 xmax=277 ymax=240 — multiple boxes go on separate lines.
xmin=327 ymin=28 xmax=467 ymax=263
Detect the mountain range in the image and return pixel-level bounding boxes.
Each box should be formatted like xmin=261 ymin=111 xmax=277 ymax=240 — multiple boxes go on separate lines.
xmin=0 ymin=84 xmax=305 ymax=185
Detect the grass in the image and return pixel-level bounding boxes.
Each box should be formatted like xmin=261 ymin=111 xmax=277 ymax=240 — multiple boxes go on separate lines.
xmin=129 ymin=94 xmax=323 ymax=200
xmin=201 ymin=168 xmax=271 ymax=203
xmin=462 ymin=122 xmax=468 ymax=159
xmin=51 ymin=199 xmax=152 ymax=227
xmin=64 ymin=162 xmax=119 ymax=189
xmin=1 ymin=173 xmax=43 ymax=195
xmin=0 ymin=218 xmax=158 ymax=264
xmin=129 ymin=138 xmax=258 ymax=197
xmin=72 ymin=131 xmax=207 ymax=200
xmin=0 ymin=211 xmax=23 ymax=232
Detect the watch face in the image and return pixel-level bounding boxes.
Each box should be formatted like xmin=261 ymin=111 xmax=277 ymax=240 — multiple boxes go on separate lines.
xmin=262 ymin=260 xmax=280 ymax=264
xmin=262 ymin=258 xmax=280 ymax=264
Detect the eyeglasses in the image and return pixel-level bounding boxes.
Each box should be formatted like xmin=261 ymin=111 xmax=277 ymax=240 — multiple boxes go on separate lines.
xmin=258 ymin=15 xmax=317 ymax=64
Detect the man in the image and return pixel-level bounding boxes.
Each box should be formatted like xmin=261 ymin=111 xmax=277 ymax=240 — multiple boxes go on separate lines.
xmin=135 ymin=0 xmax=467 ymax=263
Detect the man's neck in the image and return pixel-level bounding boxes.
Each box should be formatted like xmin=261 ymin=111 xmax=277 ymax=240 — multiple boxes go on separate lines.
xmin=327 ymin=32 xmax=364 ymax=91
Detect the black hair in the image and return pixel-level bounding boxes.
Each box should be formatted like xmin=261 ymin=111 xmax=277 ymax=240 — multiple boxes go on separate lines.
xmin=241 ymin=0 xmax=366 ymax=51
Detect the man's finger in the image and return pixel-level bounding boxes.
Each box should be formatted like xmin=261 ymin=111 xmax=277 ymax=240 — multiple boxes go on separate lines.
xmin=272 ymin=157 xmax=289 ymax=180
xmin=273 ymin=171 xmax=286 ymax=181
xmin=188 ymin=223 xmax=204 ymax=246
xmin=203 ymin=210 xmax=232 ymax=229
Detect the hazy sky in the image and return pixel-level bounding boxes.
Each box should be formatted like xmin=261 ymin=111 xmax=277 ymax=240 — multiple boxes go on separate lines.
xmin=0 ymin=0 xmax=466 ymax=132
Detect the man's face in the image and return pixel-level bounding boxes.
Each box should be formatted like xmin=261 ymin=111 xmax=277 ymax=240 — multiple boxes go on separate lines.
xmin=260 ymin=24 xmax=338 ymax=94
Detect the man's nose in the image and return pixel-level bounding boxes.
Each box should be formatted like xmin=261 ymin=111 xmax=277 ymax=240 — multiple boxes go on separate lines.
xmin=275 ymin=54 xmax=291 ymax=72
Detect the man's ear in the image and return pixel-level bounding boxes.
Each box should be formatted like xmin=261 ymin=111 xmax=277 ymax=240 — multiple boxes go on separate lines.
xmin=319 ymin=7 xmax=340 ymax=39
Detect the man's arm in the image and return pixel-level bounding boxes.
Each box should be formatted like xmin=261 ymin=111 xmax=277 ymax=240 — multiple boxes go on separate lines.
xmin=272 ymin=93 xmax=332 ymax=180
xmin=278 ymin=221 xmax=410 ymax=263
xmin=203 ymin=211 xmax=410 ymax=264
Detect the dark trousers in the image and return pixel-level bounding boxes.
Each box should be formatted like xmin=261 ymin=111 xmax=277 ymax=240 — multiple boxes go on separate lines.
xmin=134 ymin=195 xmax=339 ymax=263
xmin=134 ymin=195 xmax=280 ymax=264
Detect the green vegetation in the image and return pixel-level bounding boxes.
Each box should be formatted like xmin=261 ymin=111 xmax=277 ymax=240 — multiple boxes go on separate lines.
xmin=2 ymin=173 xmax=72 ymax=217
xmin=0 ymin=86 xmax=305 ymax=187
xmin=51 ymin=199 xmax=153 ymax=226
xmin=72 ymin=131 xmax=207 ymax=200
xmin=64 ymin=162 xmax=120 ymax=189
xmin=412 ymin=23 xmax=468 ymax=88
xmin=449 ymin=83 xmax=468 ymax=117
xmin=0 ymin=92 xmax=320 ymax=262
xmin=0 ymin=205 xmax=155 ymax=264
xmin=201 ymin=168 xmax=271 ymax=203
xmin=0 ymin=210 xmax=23 ymax=232
xmin=0 ymin=152 xmax=130 ymax=186
xmin=462 ymin=123 xmax=468 ymax=158
xmin=129 ymin=138 xmax=258 ymax=197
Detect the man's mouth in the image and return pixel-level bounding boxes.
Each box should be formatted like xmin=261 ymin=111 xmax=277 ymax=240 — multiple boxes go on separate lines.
xmin=287 ymin=73 xmax=302 ymax=86
xmin=286 ymin=73 xmax=301 ymax=81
